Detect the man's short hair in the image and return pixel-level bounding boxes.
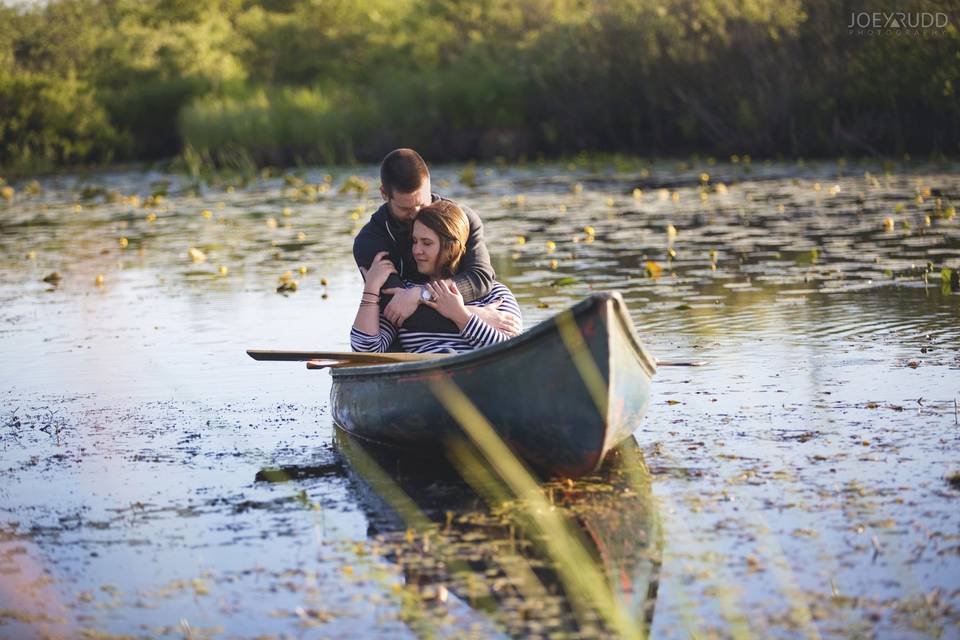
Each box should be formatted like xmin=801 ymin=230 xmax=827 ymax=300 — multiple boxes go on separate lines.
xmin=380 ymin=149 xmax=430 ymax=197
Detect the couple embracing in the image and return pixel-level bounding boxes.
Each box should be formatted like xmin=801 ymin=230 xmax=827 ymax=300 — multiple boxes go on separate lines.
xmin=351 ymin=149 xmax=522 ymax=354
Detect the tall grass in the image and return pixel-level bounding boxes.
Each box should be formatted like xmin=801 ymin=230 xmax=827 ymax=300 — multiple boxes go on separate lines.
xmin=178 ymin=86 xmax=376 ymax=166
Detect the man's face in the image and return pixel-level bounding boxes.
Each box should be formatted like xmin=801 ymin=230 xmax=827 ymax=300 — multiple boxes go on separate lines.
xmin=382 ymin=180 xmax=431 ymax=224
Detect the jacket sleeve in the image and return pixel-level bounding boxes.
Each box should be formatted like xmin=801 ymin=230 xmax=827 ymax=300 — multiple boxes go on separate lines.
xmin=452 ymin=203 xmax=496 ymax=303
xmin=353 ymin=218 xmax=405 ymax=292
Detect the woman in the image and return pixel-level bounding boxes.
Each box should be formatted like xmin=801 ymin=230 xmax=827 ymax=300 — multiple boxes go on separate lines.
xmin=351 ymin=200 xmax=522 ymax=354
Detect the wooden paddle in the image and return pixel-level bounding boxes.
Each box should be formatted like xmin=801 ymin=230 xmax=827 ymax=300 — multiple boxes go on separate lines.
xmin=249 ymin=349 xmax=704 ymax=368
xmin=247 ymin=349 xmax=443 ymax=365
xmin=305 ymin=359 xmax=344 ymax=370
xmin=655 ymin=359 xmax=707 ymax=367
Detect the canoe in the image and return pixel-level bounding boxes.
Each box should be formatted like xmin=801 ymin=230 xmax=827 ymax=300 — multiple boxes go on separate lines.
xmin=330 ymin=291 xmax=657 ymax=478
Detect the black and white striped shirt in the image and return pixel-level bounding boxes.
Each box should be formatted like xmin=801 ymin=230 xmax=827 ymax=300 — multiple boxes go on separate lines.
xmin=351 ymin=282 xmax=522 ymax=354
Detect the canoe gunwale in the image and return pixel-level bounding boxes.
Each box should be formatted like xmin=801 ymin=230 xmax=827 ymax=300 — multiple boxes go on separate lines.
xmin=331 ymin=291 xmax=656 ymax=381
xmin=606 ymin=292 xmax=658 ymax=378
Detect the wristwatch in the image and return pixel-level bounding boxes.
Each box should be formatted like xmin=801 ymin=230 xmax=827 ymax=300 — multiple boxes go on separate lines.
xmin=420 ymin=286 xmax=435 ymax=302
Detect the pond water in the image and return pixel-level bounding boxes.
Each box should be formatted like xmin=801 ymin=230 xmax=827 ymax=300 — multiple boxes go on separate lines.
xmin=1 ymin=159 xmax=958 ymax=638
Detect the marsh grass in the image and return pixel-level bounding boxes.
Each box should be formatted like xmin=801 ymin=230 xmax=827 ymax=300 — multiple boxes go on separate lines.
xmin=178 ymin=87 xmax=375 ymax=167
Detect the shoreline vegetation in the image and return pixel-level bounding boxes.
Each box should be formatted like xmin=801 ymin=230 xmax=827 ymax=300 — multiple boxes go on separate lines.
xmin=1 ymin=0 xmax=958 ymax=176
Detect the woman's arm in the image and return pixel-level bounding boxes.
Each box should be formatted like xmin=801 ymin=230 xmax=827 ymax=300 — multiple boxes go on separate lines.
xmin=352 ymin=251 xmax=397 ymax=349
xmin=350 ymin=317 xmax=397 ymax=353
xmin=424 ymin=281 xmax=522 ymax=348
xmin=459 ymin=285 xmax=522 ymax=348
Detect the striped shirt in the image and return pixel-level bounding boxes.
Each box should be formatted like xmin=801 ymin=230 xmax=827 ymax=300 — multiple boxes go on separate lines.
xmin=351 ymin=282 xmax=522 ymax=354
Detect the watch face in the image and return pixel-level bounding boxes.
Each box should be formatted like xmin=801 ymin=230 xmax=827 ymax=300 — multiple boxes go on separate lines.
xmin=421 ymin=287 xmax=435 ymax=302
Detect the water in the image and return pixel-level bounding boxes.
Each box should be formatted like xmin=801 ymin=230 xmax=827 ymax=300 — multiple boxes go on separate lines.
xmin=1 ymin=159 xmax=958 ymax=638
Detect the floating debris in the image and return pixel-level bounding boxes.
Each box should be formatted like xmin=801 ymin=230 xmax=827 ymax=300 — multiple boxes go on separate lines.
xmin=339 ymin=175 xmax=369 ymax=196
xmin=459 ymin=164 xmax=478 ymax=188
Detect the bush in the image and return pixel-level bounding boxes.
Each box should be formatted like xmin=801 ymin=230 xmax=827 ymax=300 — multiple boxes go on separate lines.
xmin=0 ymin=69 xmax=124 ymax=171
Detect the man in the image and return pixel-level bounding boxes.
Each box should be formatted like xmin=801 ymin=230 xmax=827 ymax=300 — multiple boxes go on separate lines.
xmin=353 ymin=148 xmax=520 ymax=337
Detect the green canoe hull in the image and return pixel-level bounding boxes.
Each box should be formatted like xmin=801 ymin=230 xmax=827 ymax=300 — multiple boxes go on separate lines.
xmin=330 ymin=292 xmax=657 ymax=477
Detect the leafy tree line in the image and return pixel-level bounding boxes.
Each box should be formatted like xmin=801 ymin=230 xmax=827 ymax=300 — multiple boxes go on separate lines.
xmin=1 ymin=0 xmax=958 ymax=172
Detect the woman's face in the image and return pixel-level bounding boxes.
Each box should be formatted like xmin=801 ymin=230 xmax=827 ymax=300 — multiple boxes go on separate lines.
xmin=411 ymin=220 xmax=441 ymax=277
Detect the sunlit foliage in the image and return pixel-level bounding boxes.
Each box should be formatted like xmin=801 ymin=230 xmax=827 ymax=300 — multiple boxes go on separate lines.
xmin=1 ymin=0 xmax=957 ymax=171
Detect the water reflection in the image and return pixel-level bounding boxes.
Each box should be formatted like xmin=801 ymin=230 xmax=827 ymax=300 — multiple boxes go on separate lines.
xmin=330 ymin=430 xmax=661 ymax=638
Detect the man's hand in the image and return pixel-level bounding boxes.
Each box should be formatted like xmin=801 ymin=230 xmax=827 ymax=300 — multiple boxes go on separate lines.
xmin=382 ymin=286 xmax=421 ymax=326
xmin=471 ymin=299 xmax=521 ymax=337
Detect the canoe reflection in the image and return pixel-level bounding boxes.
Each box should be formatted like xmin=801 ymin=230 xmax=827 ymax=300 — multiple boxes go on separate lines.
xmin=335 ymin=429 xmax=661 ymax=638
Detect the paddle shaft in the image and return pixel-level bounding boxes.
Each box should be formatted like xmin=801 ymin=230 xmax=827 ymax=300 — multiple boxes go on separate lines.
xmin=250 ymin=350 xmax=703 ymax=368
xmin=247 ymin=349 xmax=441 ymax=364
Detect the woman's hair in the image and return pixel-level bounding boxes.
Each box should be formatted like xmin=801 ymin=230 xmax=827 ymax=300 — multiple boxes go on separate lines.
xmin=414 ymin=200 xmax=469 ymax=278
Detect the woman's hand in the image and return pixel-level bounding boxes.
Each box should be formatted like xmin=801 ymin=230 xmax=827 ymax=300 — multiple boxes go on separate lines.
xmin=423 ymin=280 xmax=471 ymax=330
xmin=361 ymin=251 xmax=397 ymax=291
